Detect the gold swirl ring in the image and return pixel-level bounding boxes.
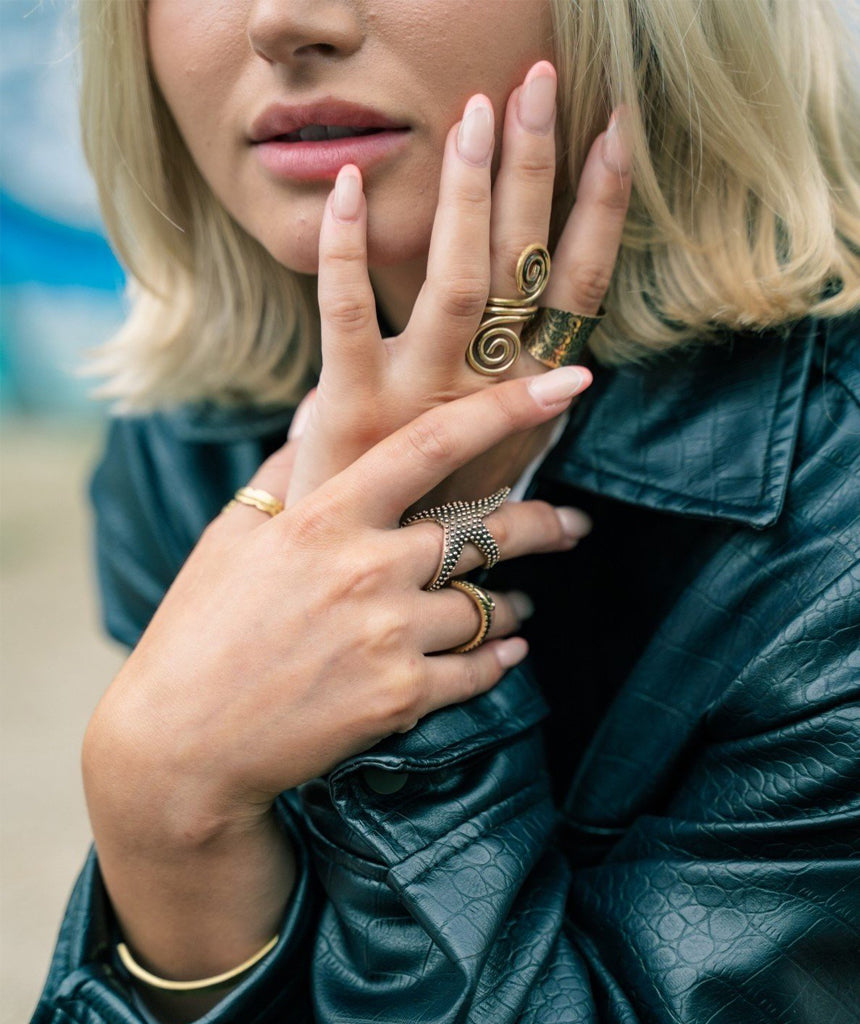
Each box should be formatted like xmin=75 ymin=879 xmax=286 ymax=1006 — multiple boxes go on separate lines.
xmin=466 ymin=244 xmax=551 ymax=376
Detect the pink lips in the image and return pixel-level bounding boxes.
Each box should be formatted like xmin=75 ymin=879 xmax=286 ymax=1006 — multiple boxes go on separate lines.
xmin=249 ymin=99 xmax=410 ymax=181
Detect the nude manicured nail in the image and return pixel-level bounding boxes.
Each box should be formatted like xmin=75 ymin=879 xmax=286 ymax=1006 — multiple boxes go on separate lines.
xmin=496 ymin=636 xmax=528 ymax=669
xmin=517 ymin=64 xmax=556 ymax=134
xmin=528 ymin=366 xmax=591 ymax=406
xmin=602 ymin=108 xmax=632 ymax=175
xmin=333 ymin=165 xmax=362 ymax=221
xmin=509 ymin=591 xmax=535 ymax=621
xmin=457 ymin=96 xmax=494 ymax=166
xmin=556 ymin=507 xmax=592 ymax=541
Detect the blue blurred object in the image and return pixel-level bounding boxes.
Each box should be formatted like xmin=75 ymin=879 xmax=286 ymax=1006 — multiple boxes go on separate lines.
xmin=1 ymin=191 xmax=122 ymax=291
xmin=1 ymin=1 xmax=125 ymax=417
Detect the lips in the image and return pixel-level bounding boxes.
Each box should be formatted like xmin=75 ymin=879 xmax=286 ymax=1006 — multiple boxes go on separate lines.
xmin=249 ymin=99 xmax=407 ymax=144
xmin=249 ymin=100 xmax=411 ymax=181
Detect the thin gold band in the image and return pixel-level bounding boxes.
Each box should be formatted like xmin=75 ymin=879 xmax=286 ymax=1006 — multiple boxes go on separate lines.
xmin=117 ymin=934 xmax=279 ymax=992
xmin=222 ymin=486 xmax=284 ymax=517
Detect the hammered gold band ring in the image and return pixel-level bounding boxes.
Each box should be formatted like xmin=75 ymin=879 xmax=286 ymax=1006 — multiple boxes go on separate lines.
xmin=222 ymin=486 xmax=284 ymax=517
xmin=521 ymin=306 xmax=606 ymax=368
xmin=466 ymin=244 xmax=551 ymax=376
xmin=447 ymin=579 xmax=495 ymax=653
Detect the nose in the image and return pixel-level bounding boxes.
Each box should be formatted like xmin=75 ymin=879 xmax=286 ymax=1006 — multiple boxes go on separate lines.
xmin=248 ymin=0 xmax=364 ymax=65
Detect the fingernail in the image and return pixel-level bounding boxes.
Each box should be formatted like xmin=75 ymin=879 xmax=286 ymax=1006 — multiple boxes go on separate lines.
xmin=602 ymin=108 xmax=632 ymax=175
xmin=509 ymin=591 xmax=535 ymax=621
xmin=457 ymin=96 xmax=494 ymax=166
xmin=496 ymin=636 xmax=528 ymax=669
xmin=517 ymin=63 xmax=556 ymax=134
xmin=556 ymin=507 xmax=592 ymax=541
xmin=288 ymin=390 xmax=315 ymax=440
xmin=528 ymin=366 xmax=592 ymax=407
xmin=333 ymin=164 xmax=362 ymax=222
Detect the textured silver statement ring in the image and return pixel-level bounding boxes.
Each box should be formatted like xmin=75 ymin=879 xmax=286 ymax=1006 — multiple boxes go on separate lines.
xmin=400 ymin=487 xmax=510 ymax=591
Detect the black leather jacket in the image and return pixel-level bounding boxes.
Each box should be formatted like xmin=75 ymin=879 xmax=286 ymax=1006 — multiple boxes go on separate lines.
xmin=34 ymin=314 xmax=860 ymax=1023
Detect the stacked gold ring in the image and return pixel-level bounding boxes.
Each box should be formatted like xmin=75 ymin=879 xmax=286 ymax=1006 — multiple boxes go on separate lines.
xmin=222 ymin=486 xmax=284 ymax=517
xmin=447 ymin=579 xmax=495 ymax=653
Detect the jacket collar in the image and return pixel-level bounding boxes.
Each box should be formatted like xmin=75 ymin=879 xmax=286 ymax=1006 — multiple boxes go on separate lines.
xmin=169 ymin=319 xmax=819 ymax=529
xmin=537 ymin=318 xmax=819 ymax=528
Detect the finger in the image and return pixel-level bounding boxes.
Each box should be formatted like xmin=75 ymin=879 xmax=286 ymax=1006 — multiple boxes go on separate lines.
xmin=317 ymin=164 xmax=382 ymax=391
xmin=288 ymin=388 xmax=317 ymax=441
xmin=541 ymin=108 xmax=632 ymax=315
xmin=489 ymin=62 xmax=557 ymax=298
xmin=216 ymin=439 xmax=299 ymax=536
xmin=417 ymin=588 xmax=531 ymax=654
xmin=397 ymin=499 xmax=592 ymax=588
xmin=332 ymin=366 xmax=592 ymax=526
xmin=407 ymin=95 xmax=494 ymax=371
xmin=413 ymin=636 xmax=529 ymax=723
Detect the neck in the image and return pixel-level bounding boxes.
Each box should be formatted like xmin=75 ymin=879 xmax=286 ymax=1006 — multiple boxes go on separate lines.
xmin=369 ymin=256 xmax=428 ymax=334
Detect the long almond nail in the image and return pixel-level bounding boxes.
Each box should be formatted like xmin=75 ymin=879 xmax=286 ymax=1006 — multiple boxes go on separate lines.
xmin=556 ymin=507 xmax=592 ymax=541
xmin=528 ymin=366 xmax=591 ymax=407
xmin=602 ymin=108 xmax=632 ymax=175
xmin=517 ymin=64 xmax=556 ymax=134
xmin=496 ymin=636 xmax=528 ymax=669
xmin=457 ymin=96 xmax=494 ymax=166
xmin=333 ymin=164 xmax=362 ymax=221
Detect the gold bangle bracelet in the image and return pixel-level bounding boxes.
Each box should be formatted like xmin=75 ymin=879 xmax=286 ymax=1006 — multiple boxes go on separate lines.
xmin=117 ymin=935 xmax=279 ymax=992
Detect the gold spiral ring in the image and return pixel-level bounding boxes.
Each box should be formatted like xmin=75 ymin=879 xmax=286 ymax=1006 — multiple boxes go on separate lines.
xmin=466 ymin=244 xmax=551 ymax=376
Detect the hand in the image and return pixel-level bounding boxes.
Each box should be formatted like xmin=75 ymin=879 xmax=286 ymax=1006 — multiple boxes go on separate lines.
xmin=287 ymin=61 xmax=631 ymax=509
xmin=87 ymin=369 xmax=590 ymax=843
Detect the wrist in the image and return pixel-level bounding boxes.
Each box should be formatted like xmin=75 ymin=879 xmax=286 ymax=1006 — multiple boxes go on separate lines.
xmin=83 ymin=683 xmax=272 ymax=855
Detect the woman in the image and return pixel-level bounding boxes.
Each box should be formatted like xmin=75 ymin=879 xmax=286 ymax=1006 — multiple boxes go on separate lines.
xmin=35 ymin=1 xmax=860 ymax=1022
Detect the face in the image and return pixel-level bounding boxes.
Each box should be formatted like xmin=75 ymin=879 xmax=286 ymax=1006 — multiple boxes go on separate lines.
xmin=147 ymin=0 xmax=553 ymax=275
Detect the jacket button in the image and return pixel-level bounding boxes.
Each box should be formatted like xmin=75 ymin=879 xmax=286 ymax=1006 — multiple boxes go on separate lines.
xmin=361 ymin=767 xmax=409 ymax=795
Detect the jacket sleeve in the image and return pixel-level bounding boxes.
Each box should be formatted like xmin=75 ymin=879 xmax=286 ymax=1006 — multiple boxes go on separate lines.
xmin=289 ymin=582 xmax=859 ymax=1024
xmin=34 ymin=416 xmax=322 ymax=1024
xmin=289 ymin=351 xmax=860 ymax=1022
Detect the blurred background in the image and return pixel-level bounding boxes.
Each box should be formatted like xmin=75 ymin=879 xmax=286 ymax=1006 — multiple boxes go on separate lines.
xmin=1 ymin=3 xmax=126 ymax=1020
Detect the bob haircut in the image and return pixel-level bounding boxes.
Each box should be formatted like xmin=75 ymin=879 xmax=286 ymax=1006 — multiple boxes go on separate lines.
xmin=79 ymin=0 xmax=860 ymax=412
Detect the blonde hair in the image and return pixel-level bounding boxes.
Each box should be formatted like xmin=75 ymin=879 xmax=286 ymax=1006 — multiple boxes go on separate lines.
xmin=80 ymin=0 xmax=860 ymax=410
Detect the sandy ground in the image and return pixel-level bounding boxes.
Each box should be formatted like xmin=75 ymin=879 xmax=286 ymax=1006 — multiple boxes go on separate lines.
xmin=1 ymin=418 xmax=124 ymax=1023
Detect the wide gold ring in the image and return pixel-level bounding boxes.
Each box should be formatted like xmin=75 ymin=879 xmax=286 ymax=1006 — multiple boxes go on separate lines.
xmin=222 ymin=486 xmax=284 ymax=517
xmin=521 ymin=306 xmax=606 ymax=368
xmin=466 ymin=244 xmax=551 ymax=376
xmin=447 ymin=579 xmax=495 ymax=653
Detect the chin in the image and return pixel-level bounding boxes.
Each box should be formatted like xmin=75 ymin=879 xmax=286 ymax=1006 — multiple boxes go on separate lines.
xmin=263 ymin=217 xmax=432 ymax=276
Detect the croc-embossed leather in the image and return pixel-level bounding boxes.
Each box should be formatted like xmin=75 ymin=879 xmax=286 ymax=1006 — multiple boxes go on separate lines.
xmin=34 ymin=315 xmax=860 ymax=1024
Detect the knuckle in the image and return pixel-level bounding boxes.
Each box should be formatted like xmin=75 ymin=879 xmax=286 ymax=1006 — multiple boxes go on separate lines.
xmin=337 ymin=551 xmax=387 ymax=598
xmin=567 ymin=262 xmax=613 ymax=308
xmin=381 ymin=663 xmax=423 ymax=731
xmin=433 ymin=276 xmax=489 ymax=321
xmin=361 ymin=606 xmax=407 ymax=654
xmin=490 ymin=384 xmax=523 ymax=431
xmin=322 ymin=291 xmax=375 ymax=331
xmin=403 ymin=414 xmax=456 ymax=468
xmin=451 ymin=180 xmax=490 ymax=212
xmin=459 ymin=654 xmax=489 ymax=699
xmin=596 ymin=178 xmax=631 ymax=214
xmin=286 ymin=495 xmax=341 ymax=549
xmin=514 ymin=151 xmax=555 ymax=185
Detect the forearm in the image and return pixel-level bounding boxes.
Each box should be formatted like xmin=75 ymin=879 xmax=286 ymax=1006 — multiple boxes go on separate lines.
xmin=83 ymin=705 xmax=296 ymax=1023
